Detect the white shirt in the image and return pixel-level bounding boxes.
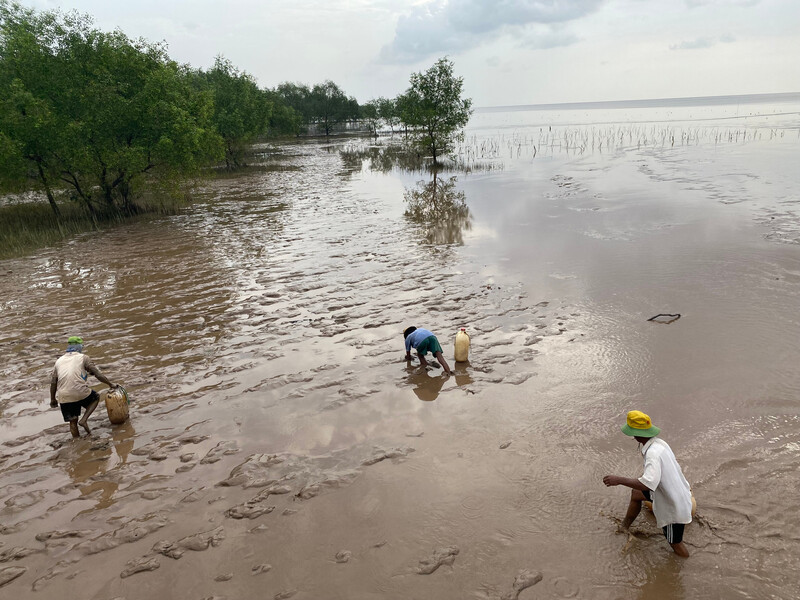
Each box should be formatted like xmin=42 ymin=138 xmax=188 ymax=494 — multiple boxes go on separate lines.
xmin=52 ymin=352 xmax=95 ymax=403
xmin=639 ymin=437 xmax=693 ymax=528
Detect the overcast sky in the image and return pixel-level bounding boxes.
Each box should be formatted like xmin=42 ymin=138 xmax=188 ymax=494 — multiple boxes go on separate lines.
xmin=24 ymin=0 xmax=800 ymax=106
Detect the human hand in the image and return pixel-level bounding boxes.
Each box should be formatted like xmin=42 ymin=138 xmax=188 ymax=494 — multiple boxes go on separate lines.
xmin=602 ymin=475 xmax=621 ymax=487
xmin=405 ymin=354 xmax=412 ymax=361
xmin=50 ymin=401 xmax=58 ymax=409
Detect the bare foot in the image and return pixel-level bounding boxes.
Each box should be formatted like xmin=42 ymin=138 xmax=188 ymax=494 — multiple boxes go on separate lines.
xmin=79 ymin=420 xmax=91 ymax=435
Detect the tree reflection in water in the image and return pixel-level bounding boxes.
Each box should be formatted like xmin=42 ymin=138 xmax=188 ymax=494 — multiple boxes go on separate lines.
xmin=404 ymin=171 xmax=472 ymax=245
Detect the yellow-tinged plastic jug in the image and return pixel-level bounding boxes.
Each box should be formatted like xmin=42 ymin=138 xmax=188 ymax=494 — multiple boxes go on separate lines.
xmin=105 ymin=385 xmax=129 ymax=425
xmin=454 ymin=328 xmax=470 ymax=362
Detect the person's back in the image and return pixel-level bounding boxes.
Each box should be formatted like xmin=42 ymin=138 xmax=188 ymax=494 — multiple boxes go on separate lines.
xmin=50 ymin=336 xmax=114 ymax=437
xmin=405 ymin=328 xmax=433 ymax=351
xmin=403 ymin=326 xmax=452 ymax=375
xmin=53 ymin=351 xmax=93 ymax=403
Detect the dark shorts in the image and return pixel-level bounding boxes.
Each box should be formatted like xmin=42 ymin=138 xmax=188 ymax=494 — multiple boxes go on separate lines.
xmin=60 ymin=390 xmax=99 ymax=422
xmin=642 ymin=489 xmax=686 ymax=544
xmin=416 ymin=335 xmax=443 ymax=357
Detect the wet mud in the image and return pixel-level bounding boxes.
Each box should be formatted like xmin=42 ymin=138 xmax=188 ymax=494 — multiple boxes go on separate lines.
xmin=2 ymin=101 xmax=800 ymax=598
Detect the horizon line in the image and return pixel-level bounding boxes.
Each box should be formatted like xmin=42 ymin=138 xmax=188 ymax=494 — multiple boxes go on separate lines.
xmin=476 ymin=91 xmax=800 ymax=112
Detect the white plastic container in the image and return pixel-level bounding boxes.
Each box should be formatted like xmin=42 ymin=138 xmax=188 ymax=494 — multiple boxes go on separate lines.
xmin=454 ymin=328 xmax=470 ymax=362
xmin=105 ymin=385 xmax=129 ymax=425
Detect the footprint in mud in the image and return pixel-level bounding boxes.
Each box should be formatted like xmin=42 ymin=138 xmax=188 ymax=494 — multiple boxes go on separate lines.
xmin=499 ymin=441 xmax=512 ymax=449
xmin=120 ymin=556 xmax=160 ymax=578
xmin=550 ymin=576 xmax=580 ymax=598
xmin=335 ymin=550 xmax=352 ymax=563
xmin=416 ymin=546 xmax=459 ymax=574
xmin=500 ymin=569 xmax=543 ymax=600
xmin=215 ymin=573 xmax=234 ymax=582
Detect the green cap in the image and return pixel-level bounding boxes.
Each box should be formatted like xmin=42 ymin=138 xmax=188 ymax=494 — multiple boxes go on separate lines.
xmin=67 ymin=336 xmax=83 ymax=345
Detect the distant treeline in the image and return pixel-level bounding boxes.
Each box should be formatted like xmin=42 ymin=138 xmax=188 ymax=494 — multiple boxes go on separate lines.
xmin=0 ymin=0 xmax=470 ymax=259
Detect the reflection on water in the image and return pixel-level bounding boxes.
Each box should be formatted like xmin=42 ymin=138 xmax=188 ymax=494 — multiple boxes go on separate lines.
xmin=637 ymin=558 xmax=685 ymax=600
xmin=340 ymin=141 xmax=424 ymax=173
xmin=66 ymin=421 xmax=136 ymax=512
xmin=1 ymin=100 xmax=800 ymax=598
xmin=405 ymin=366 xmax=448 ymax=402
xmin=404 ymin=171 xmax=473 ymax=245
xmin=405 ymin=363 xmax=474 ymax=402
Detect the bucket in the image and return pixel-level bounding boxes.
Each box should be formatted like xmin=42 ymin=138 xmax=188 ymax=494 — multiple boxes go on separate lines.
xmin=454 ymin=328 xmax=470 ymax=362
xmin=105 ymin=385 xmax=129 ymax=425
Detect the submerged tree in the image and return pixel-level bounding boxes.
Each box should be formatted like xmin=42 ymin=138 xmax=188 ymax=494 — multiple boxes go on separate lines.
xmin=274 ymin=82 xmax=313 ymax=125
xmin=377 ymin=96 xmax=399 ymax=134
xmin=399 ymin=57 xmax=473 ymax=164
xmin=0 ymin=1 xmax=223 ymax=216
xmin=263 ymin=89 xmax=303 ymax=137
xmin=309 ymin=80 xmax=359 ymax=136
xmin=360 ymin=100 xmax=380 ymax=137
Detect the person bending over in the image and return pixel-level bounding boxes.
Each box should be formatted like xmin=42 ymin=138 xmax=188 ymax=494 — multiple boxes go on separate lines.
xmin=403 ymin=326 xmax=452 ymax=375
xmin=50 ymin=336 xmax=115 ymax=438
xmin=603 ymin=410 xmax=693 ymax=557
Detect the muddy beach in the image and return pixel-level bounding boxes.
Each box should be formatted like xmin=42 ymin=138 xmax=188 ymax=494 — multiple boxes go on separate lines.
xmin=2 ymin=98 xmax=800 ymax=599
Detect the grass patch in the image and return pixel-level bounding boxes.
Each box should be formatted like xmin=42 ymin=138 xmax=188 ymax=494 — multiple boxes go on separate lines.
xmin=0 ymin=191 xmax=190 ymax=261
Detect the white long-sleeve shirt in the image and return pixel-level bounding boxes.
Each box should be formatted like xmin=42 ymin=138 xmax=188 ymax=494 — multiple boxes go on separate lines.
xmin=639 ymin=437 xmax=693 ymax=528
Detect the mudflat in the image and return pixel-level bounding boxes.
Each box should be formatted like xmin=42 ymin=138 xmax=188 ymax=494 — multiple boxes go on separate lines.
xmin=2 ymin=97 xmax=800 ymax=599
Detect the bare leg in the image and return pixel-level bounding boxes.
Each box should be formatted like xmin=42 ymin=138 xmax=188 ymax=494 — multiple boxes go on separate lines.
xmin=78 ymin=397 xmax=101 ymax=435
xmin=433 ymin=351 xmax=452 ymax=375
xmin=418 ymin=354 xmax=429 ymax=369
xmin=621 ymin=489 xmax=646 ymax=530
xmin=671 ymin=541 xmax=689 ymax=557
xmin=69 ymin=419 xmax=80 ymax=438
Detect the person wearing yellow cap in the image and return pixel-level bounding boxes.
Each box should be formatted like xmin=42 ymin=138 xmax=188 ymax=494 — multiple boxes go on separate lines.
xmin=603 ymin=410 xmax=693 ymax=557
xmin=49 ymin=336 xmax=116 ymax=438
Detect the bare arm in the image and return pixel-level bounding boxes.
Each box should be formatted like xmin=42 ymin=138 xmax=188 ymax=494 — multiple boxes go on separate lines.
xmin=602 ymin=475 xmax=650 ymax=492
xmin=85 ymin=357 xmax=114 ymax=388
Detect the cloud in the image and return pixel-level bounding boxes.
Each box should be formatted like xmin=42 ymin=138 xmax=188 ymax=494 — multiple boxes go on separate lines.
xmin=670 ymin=37 xmax=714 ymax=50
xmin=686 ymin=0 xmax=760 ymax=7
xmin=379 ymin=0 xmax=603 ymax=64
xmin=669 ymin=34 xmax=737 ymax=50
xmin=515 ymin=24 xmax=580 ymax=50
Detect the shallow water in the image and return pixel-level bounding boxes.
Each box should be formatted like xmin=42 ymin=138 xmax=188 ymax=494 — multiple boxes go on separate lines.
xmin=2 ymin=97 xmax=800 ymax=599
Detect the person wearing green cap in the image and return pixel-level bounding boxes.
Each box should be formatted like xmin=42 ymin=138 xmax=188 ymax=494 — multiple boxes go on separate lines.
xmin=50 ymin=336 xmax=116 ymax=437
xmin=602 ymin=410 xmax=693 ymax=557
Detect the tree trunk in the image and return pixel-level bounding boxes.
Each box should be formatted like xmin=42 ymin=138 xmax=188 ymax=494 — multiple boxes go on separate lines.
xmin=35 ymin=161 xmax=61 ymax=219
